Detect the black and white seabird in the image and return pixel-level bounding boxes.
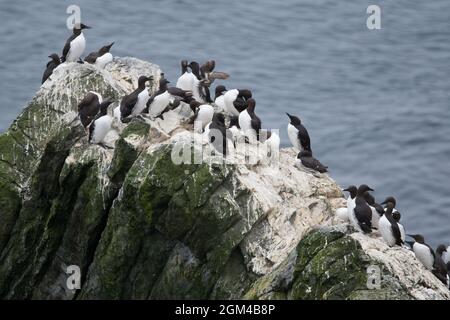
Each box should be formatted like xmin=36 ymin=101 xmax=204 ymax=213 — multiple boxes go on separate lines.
xmin=343 ymin=185 xmax=357 ymax=224
xmin=208 ymin=113 xmax=228 ymax=156
xmin=145 ymin=78 xmax=172 ymax=119
xmin=444 ymin=246 xmax=450 ymax=264
xmin=433 ymin=245 xmax=448 ymax=286
xmin=378 ymin=200 xmax=403 ymax=247
xmin=296 ymin=150 xmax=328 ymax=173
xmin=117 ymin=75 xmax=153 ymax=122
xmin=362 ymin=192 xmax=384 ymax=229
xmin=176 ymin=61 xmax=207 ymax=102
xmin=214 ymin=85 xmax=227 ymax=111
xmin=239 ymin=98 xmax=261 ymax=141
xmin=78 ymin=91 xmax=103 ymax=127
xmin=223 ymin=89 xmax=252 ymax=116
xmin=408 ymin=234 xmax=435 ymax=270
xmin=61 ymin=23 xmax=91 ymax=63
xmin=189 ymin=100 xmax=214 ymax=132
xmin=286 ymin=113 xmax=311 ymax=152
xmin=84 ymin=42 xmax=114 ymax=68
xmin=351 ymin=185 xmax=374 ymax=233
xmin=89 ymin=98 xmax=114 ymax=147
xmin=391 ymin=210 xmax=406 ymax=244
xmin=42 ymin=53 xmax=61 ymax=84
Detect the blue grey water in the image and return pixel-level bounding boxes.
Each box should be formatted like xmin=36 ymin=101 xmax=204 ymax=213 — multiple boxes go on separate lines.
xmin=0 ymin=0 xmax=449 ymax=247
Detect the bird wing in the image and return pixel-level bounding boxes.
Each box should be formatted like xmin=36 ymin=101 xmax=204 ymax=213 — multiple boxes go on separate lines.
xmin=42 ymin=62 xmax=56 ymax=84
xmin=84 ymin=51 xmax=99 ymax=63
xmin=354 ymin=198 xmax=372 ymax=232
xmin=61 ymin=34 xmax=76 ymax=61
xmin=301 ymin=156 xmax=328 ymax=173
xmin=120 ymin=91 xmax=139 ymax=118
xmin=208 ymin=71 xmax=230 ymax=81
xmin=297 ymin=125 xmax=311 ymax=151
xmin=88 ymin=120 xmax=96 ymax=142
xmin=390 ymin=223 xmax=403 ymax=245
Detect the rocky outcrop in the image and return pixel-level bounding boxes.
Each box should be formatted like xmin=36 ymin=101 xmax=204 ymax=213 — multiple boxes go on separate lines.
xmin=0 ymin=57 xmax=448 ymax=300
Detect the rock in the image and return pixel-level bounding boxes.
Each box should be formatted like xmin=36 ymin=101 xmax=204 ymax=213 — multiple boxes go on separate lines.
xmin=0 ymin=57 xmax=448 ymax=300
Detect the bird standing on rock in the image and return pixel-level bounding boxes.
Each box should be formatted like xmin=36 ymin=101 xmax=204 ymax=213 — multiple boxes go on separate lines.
xmin=239 ymin=98 xmax=261 ymax=142
xmin=117 ymin=75 xmax=153 ymax=122
xmin=84 ymin=42 xmax=114 ymax=68
xmin=434 ymin=245 xmax=448 ymax=286
xmin=286 ymin=113 xmax=311 ymax=152
xmin=296 ymin=150 xmax=328 ymax=173
xmin=343 ymin=185 xmax=357 ymax=225
xmin=363 ymin=191 xmax=384 ymax=229
xmin=78 ymin=91 xmax=104 ymax=128
xmin=89 ymin=98 xmax=114 ymax=148
xmin=208 ymin=113 xmax=228 ymax=156
xmin=223 ymin=89 xmax=252 ymax=116
xmin=189 ymin=100 xmax=214 ymax=132
xmin=408 ymin=234 xmax=435 ymax=270
xmin=61 ymin=23 xmax=91 ymax=63
xmin=378 ymin=199 xmax=403 ymax=247
xmin=42 ymin=53 xmax=61 ymax=83
xmin=351 ymin=185 xmax=374 ymax=233
xmin=391 ymin=210 xmax=406 ymax=244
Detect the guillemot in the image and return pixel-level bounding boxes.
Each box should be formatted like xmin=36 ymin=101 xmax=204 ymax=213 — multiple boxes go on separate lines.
xmin=223 ymin=89 xmax=252 ymax=116
xmin=118 ymin=75 xmax=153 ymax=122
xmin=286 ymin=113 xmax=311 ymax=152
xmin=391 ymin=210 xmax=405 ymax=244
xmin=145 ymin=78 xmax=172 ymax=119
xmin=378 ymin=199 xmax=403 ymax=247
xmin=408 ymin=234 xmax=435 ymax=270
xmin=362 ymin=191 xmax=384 ymax=229
xmin=89 ymin=98 xmax=114 ymax=148
xmin=239 ymin=98 xmax=261 ymax=141
xmin=214 ymin=85 xmax=227 ymax=111
xmin=189 ymin=100 xmax=214 ymax=132
xmin=351 ymin=185 xmax=374 ymax=233
xmin=61 ymin=23 xmax=91 ymax=63
xmin=42 ymin=53 xmax=61 ymax=83
xmin=343 ymin=185 xmax=357 ymax=225
xmin=84 ymin=42 xmax=114 ymax=68
xmin=208 ymin=113 xmax=227 ymax=156
xmin=434 ymin=245 xmax=448 ymax=286
xmin=78 ymin=91 xmax=103 ymax=127
xmin=296 ymin=150 xmax=328 ymax=173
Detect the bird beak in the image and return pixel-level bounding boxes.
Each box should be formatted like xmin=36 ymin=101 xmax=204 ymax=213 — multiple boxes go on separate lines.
xmin=406 ymin=234 xmax=415 ymax=239
xmin=368 ymin=187 xmax=374 ymax=191
xmin=286 ymin=112 xmax=291 ymax=118
xmin=107 ymin=42 xmax=115 ymax=49
xmin=166 ymin=80 xmax=171 ymax=84
xmin=343 ymin=188 xmax=350 ymax=192
xmin=83 ymin=25 xmax=92 ymax=29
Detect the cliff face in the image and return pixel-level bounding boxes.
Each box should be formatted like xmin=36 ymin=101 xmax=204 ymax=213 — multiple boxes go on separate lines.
xmin=0 ymin=57 xmax=448 ymax=300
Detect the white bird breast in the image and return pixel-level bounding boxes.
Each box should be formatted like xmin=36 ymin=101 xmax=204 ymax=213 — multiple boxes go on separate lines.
xmin=95 ymin=52 xmax=113 ymax=68
xmin=132 ymin=89 xmax=150 ymax=115
xmin=413 ymin=242 xmax=434 ymax=270
xmin=91 ymin=115 xmax=112 ymax=144
xmin=196 ymin=105 xmax=214 ymax=129
xmin=223 ymin=89 xmax=240 ymax=116
xmin=378 ymin=215 xmax=396 ymax=246
xmin=149 ymin=91 xmax=171 ymax=117
xmin=287 ymin=123 xmax=300 ymax=150
xmin=66 ymin=33 xmax=86 ymax=62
